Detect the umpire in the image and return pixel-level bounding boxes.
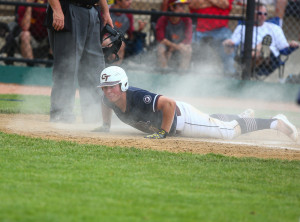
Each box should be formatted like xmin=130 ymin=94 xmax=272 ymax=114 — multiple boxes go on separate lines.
xmin=47 ymin=0 xmax=113 ymax=123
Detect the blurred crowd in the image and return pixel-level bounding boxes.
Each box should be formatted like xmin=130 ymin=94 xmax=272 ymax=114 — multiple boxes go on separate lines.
xmin=1 ymin=0 xmax=300 ymax=79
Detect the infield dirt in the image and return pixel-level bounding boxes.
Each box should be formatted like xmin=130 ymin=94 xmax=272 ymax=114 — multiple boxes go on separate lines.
xmin=1 ymin=113 xmax=300 ymax=160
xmin=1 ymin=83 xmax=300 ymax=160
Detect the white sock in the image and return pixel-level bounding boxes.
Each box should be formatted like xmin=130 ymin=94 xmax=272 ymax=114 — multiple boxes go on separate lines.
xmin=270 ymin=120 xmax=278 ymax=129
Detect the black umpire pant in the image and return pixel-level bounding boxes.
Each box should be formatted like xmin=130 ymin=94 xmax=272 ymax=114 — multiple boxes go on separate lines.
xmin=48 ymin=4 xmax=104 ymax=123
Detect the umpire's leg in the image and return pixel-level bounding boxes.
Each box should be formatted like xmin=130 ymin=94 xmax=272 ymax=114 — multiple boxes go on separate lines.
xmin=48 ymin=28 xmax=77 ymax=122
xmin=77 ymin=6 xmax=104 ymax=123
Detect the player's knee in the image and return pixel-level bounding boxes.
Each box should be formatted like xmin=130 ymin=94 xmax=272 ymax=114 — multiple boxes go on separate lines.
xmin=157 ymin=44 xmax=167 ymax=54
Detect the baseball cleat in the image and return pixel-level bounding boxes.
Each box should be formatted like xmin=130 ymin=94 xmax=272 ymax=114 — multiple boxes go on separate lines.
xmin=272 ymin=114 xmax=298 ymax=142
xmin=238 ymin=109 xmax=255 ymax=118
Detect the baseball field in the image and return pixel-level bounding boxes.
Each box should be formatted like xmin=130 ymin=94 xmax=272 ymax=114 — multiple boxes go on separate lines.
xmin=0 ymin=79 xmax=299 ymax=221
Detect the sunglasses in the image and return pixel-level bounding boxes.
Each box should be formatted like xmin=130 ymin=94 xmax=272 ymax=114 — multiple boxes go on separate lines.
xmin=257 ymin=11 xmax=268 ymax=16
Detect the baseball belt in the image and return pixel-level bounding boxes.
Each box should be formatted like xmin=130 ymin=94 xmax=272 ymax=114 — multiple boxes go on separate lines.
xmin=176 ymin=105 xmax=181 ymax=116
xmin=69 ymin=1 xmax=97 ymax=9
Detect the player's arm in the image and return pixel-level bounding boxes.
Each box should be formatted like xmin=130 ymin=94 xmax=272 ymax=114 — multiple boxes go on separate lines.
xmin=156 ymin=96 xmax=176 ymax=133
xmin=145 ymin=96 xmax=176 ymax=139
xmin=92 ymin=102 xmax=112 ymax=132
xmin=102 ymin=102 xmax=113 ymax=128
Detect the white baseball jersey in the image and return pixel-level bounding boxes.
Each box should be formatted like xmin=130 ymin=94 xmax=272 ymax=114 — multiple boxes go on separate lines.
xmin=231 ymin=22 xmax=289 ymax=57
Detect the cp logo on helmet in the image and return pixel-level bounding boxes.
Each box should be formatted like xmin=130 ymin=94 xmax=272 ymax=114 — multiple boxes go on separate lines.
xmin=101 ymin=74 xmax=111 ymax=82
xmin=98 ymin=66 xmax=129 ymax=92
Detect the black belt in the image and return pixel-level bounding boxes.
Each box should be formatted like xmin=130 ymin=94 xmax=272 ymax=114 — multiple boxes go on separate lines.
xmin=70 ymin=1 xmax=97 ymax=9
xmin=175 ymin=105 xmax=181 ymax=135
xmin=176 ymin=105 xmax=181 ymax=116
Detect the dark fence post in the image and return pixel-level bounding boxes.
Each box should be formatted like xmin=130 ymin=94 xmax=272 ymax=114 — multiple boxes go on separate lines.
xmin=242 ymin=0 xmax=255 ymax=80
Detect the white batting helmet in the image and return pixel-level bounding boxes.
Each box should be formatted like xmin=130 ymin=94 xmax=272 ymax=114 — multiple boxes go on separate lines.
xmin=98 ymin=66 xmax=129 ymax=92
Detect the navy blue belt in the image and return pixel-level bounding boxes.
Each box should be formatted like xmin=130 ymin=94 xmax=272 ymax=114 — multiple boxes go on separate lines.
xmin=176 ymin=105 xmax=181 ymax=116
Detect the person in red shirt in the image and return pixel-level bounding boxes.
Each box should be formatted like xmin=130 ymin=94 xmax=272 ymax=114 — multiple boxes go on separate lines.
xmin=156 ymin=0 xmax=192 ymax=70
xmin=17 ymin=0 xmax=50 ymax=65
xmin=189 ymin=0 xmax=235 ymax=76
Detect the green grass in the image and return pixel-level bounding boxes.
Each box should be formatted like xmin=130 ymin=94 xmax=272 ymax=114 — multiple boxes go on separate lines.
xmin=0 ymin=132 xmax=299 ymax=222
xmin=0 ymin=94 xmax=50 ymax=114
xmin=0 ymin=94 xmax=80 ymax=115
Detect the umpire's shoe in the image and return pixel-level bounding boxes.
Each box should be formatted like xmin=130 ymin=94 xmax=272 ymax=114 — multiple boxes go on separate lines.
xmin=273 ymin=114 xmax=298 ymax=142
xmin=50 ymin=113 xmax=75 ymax=124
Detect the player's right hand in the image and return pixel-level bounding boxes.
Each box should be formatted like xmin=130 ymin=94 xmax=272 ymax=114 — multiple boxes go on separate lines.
xmin=92 ymin=125 xmax=110 ymax=132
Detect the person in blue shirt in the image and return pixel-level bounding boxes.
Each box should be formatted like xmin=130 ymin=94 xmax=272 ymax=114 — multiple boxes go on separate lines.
xmin=94 ymin=66 xmax=298 ymax=142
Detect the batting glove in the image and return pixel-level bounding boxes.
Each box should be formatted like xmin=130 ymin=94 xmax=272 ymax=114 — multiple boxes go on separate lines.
xmin=145 ymin=129 xmax=168 ymax=139
xmin=91 ymin=124 xmax=110 ymax=132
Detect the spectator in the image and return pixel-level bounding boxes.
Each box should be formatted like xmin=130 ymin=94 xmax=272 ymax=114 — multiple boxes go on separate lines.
xmin=189 ymin=0 xmax=235 ymax=76
xmin=156 ymin=0 xmax=192 ymax=71
xmin=223 ymin=3 xmax=299 ymax=76
xmin=103 ymin=0 xmax=146 ymax=65
xmin=258 ymin=0 xmax=287 ymax=27
xmin=17 ymin=0 xmax=51 ymax=66
xmin=236 ymin=0 xmax=287 ymax=27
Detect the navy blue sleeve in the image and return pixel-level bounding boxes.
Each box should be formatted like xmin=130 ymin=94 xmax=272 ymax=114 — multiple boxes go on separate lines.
xmin=280 ymin=46 xmax=299 ymax=55
xmin=130 ymin=90 xmax=160 ymax=113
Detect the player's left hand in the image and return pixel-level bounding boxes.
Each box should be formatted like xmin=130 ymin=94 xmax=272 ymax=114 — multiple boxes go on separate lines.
xmin=145 ymin=129 xmax=168 ymax=139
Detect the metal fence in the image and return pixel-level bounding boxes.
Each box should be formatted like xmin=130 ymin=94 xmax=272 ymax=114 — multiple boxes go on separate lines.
xmin=0 ymin=0 xmax=299 ymax=82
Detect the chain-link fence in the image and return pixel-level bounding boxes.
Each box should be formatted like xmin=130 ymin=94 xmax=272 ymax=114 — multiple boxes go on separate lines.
xmin=281 ymin=0 xmax=300 ymax=83
xmin=232 ymin=0 xmax=300 ymax=82
xmin=0 ymin=0 xmax=299 ymax=82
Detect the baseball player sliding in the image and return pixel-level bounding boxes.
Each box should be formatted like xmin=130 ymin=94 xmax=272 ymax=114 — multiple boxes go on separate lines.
xmin=94 ymin=66 xmax=298 ymax=142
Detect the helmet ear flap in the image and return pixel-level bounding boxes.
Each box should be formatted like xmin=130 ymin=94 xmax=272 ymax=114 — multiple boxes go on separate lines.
xmin=120 ymin=77 xmax=129 ymax=91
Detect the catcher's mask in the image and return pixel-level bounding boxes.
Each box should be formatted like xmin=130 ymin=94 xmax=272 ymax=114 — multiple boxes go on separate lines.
xmin=101 ymin=25 xmax=125 ymax=64
xmin=98 ymin=66 xmax=129 ymax=92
